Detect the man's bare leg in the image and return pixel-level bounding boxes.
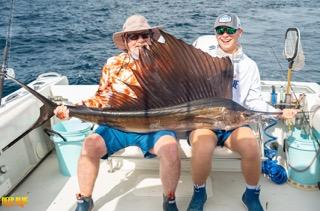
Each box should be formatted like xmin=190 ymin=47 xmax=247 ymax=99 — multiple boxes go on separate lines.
xmin=150 ymin=135 xmax=180 ymax=211
xmin=224 ymin=127 xmax=264 ymax=211
xmin=187 ymin=129 xmax=217 ymax=211
xmin=224 ymin=127 xmax=261 ymax=186
xmin=150 ymin=135 xmax=180 ymax=196
xmin=189 ymin=129 xmax=217 ymax=185
xmin=78 ymin=134 xmax=107 ymax=197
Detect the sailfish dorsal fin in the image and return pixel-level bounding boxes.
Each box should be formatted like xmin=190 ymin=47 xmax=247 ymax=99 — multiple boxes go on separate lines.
xmin=108 ymin=30 xmax=234 ymax=110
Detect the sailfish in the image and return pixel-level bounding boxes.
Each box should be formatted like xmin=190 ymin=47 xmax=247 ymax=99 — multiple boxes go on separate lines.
xmin=3 ymin=30 xmax=275 ymax=137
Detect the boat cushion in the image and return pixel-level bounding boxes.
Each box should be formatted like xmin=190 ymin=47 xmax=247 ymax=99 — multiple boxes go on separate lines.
xmin=110 ymin=138 xmax=240 ymax=159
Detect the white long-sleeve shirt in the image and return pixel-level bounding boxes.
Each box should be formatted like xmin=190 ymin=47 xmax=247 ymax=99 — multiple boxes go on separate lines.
xmin=193 ymin=35 xmax=277 ymax=112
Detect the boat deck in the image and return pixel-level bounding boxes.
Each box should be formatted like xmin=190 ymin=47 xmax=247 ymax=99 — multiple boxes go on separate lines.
xmin=9 ymin=150 xmax=320 ymax=211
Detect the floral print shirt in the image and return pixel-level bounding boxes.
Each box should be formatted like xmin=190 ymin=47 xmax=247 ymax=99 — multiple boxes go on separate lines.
xmin=83 ymin=52 xmax=139 ymax=108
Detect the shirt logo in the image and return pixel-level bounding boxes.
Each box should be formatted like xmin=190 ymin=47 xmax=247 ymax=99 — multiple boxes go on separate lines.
xmin=232 ymin=80 xmax=239 ymax=89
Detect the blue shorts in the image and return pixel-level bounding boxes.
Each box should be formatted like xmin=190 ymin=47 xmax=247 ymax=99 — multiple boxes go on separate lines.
xmin=188 ymin=126 xmax=250 ymax=147
xmin=213 ymin=129 xmax=235 ymax=146
xmin=95 ymin=124 xmax=177 ymax=159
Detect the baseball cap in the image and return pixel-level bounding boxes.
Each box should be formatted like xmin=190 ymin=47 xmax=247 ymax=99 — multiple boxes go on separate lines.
xmin=214 ymin=14 xmax=242 ymax=29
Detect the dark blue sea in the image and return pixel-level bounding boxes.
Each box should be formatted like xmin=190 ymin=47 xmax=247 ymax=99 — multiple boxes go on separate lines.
xmin=1 ymin=0 xmax=320 ymax=97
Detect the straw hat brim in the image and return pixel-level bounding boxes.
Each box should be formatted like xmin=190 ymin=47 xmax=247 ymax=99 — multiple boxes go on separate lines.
xmin=113 ymin=26 xmax=162 ymax=50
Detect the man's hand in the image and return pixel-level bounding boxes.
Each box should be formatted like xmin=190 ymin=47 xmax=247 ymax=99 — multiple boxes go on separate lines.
xmin=54 ymin=105 xmax=70 ymax=120
xmin=75 ymin=101 xmax=84 ymax=106
xmin=281 ymin=108 xmax=299 ymax=120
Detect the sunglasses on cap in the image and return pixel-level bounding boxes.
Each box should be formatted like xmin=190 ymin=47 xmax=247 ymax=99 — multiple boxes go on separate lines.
xmin=215 ymin=26 xmax=237 ymax=35
xmin=126 ymin=31 xmax=152 ymax=41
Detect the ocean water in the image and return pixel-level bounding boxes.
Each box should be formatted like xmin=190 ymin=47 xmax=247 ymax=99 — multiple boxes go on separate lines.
xmin=0 ymin=0 xmax=319 ymax=97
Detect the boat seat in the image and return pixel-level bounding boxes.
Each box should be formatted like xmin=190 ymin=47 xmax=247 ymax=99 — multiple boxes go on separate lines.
xmin=109 ymin=124 xmax=264 ymax=160
xmin=107 ymin=127 xmax=263 ymax=172
xmin=110 ymin=139 xmax=240 ymax=159
xmin=110 ymin=132 xmax=241 ymax=160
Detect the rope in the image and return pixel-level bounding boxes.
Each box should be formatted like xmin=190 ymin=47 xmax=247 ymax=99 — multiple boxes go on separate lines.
xmin=261 ymin=118 xmax=288 ymax=184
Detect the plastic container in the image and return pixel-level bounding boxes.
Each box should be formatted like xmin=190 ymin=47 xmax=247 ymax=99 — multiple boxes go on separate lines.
xmin=45 ymin=118 xmax=92 ymax=176
xmin=286 ymin=128 xmax=320 ymax=190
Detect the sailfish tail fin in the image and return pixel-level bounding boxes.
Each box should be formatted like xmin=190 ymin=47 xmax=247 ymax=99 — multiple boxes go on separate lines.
xmin=1 ymin=72 xmax=58 ymax=146
xmin=3 ymin=72 xmax=57 ymax=129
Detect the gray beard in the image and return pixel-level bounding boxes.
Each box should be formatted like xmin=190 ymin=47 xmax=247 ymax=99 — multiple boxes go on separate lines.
xmin=130 ymin=51 xmax=139 ymax=60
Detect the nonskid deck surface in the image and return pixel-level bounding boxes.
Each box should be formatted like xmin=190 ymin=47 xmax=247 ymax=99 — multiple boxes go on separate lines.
xmin=9 ymin=151 xmax=320 ymax=211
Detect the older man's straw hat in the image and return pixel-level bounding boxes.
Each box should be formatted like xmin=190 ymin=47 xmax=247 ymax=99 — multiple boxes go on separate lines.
xmin=113 ymin=14 xmax=161 ymax=50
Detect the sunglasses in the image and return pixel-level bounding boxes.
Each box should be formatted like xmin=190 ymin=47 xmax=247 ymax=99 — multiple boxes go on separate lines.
xmin=126 ymin=32 xmax=151 ymax=41
xmin=215 ymin=26 xmax=237 ymax=35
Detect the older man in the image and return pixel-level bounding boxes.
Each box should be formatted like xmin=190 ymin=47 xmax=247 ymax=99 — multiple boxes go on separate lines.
xmin=55 ymin=14 xmax=180 ymax=211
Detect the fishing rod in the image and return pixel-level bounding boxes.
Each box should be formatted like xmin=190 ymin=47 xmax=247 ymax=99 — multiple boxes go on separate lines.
xmin=0 ymin=0 xmax=15 ymax=105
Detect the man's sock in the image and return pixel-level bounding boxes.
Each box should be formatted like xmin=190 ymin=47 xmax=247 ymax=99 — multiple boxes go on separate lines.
xmin=194 ymin=183 xmax=206 ymax=189
xmin=246 ymin=184 xmax=259 ymax=190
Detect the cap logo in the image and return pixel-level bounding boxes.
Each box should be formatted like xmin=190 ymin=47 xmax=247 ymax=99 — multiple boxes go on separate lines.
xmin=219 ymin=15 xmax=232 ymax=23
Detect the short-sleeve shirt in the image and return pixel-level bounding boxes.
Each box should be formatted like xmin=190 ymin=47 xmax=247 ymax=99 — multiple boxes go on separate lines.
xmin=83 ymin=52 xmax=139 ymax=108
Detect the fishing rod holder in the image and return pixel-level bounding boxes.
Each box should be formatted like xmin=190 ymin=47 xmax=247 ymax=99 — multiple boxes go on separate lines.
xmin=267 ymin=84 xmax=308 ymax=110
xmin=0 ymin=67 xmax=15 ymax=105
